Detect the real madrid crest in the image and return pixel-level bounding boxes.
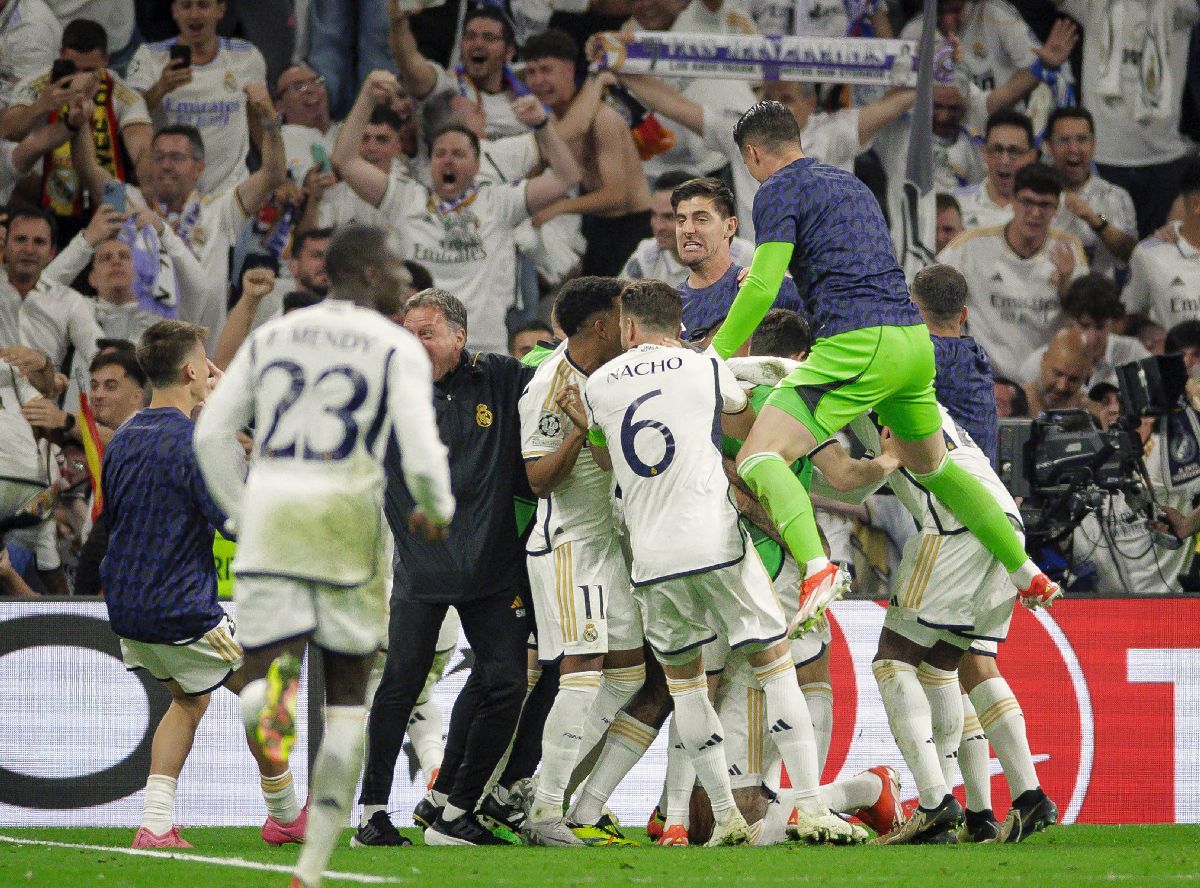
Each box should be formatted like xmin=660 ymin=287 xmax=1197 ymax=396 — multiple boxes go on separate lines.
xmin=972 ymin=41 xmax=986 ymax=59
xmin=225 ymin=70 xmax=237 ymax=91
xmin=583 ymin=623 xmax=599 ymax=643
xmin=476 ymin=403 xmax=493 ymax=428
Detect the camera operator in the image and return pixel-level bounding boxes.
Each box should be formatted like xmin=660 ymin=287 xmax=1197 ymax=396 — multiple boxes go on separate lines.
xmin=1070 ymin=380 xmax=1200 ymax=595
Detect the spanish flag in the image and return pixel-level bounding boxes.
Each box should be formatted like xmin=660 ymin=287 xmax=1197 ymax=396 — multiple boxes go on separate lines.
xmin=79 ymin=392 xmax=105 ymax=522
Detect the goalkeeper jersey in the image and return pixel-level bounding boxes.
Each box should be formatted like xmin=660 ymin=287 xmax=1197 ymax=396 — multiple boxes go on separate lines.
xmin=752 ymin=157 xmax=921 ymax=339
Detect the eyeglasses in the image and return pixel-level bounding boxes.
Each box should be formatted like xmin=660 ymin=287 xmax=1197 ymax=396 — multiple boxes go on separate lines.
xmin=1016 ymin=196 xmax=1059 ymax=212
xmin=277 ymin=75 xmax=326 ymax=97
xmin=985 ymin=144 xmax=1032 ymax=158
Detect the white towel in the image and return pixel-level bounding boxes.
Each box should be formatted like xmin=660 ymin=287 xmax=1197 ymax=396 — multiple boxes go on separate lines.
xmin=1096 ymin=0 xmax=1173 ymax=124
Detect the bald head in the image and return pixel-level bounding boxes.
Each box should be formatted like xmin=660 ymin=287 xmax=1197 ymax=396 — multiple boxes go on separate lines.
xmin=1039 ymin=327 xmax=1094 ymax=410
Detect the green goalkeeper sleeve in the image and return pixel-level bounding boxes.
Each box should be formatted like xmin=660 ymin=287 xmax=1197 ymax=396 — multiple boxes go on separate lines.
xmin=710 ymin=241 xmax=795 ymax=359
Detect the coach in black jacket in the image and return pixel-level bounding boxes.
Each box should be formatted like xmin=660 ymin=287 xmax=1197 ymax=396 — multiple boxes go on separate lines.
xmin=357 ymin=288 xmax=534 ymax=847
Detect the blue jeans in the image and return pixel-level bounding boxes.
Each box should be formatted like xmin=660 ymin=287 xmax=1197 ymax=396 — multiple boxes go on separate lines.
xmin=307 ymin=0 xmax=398 ymax=119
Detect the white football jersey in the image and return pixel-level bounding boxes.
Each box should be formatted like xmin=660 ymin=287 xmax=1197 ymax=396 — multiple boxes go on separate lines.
xmin=519 ymin=341 xmax=615 ymax=554
xmin=376 ymin=174 xmax=529 ymax=356
xmin=194 ymin=299 xmax=454 ymax=586
xmin=126 ymin=38 xmax=267 ymax=195
xmin=584 ymin=344 xmax=749 ymax=585
xmin=953 ymin=180 xmax=1013 ymax=231
xmin=900 ymin=0 xmax=1037 ymax=93
xmin=937 ymin=225 xmax=1087 ymax=380
xmin=1058 ymin=0 xmax=1199 ymax=166
xmin=1124 ymin=223 xmax=1200 ymax=333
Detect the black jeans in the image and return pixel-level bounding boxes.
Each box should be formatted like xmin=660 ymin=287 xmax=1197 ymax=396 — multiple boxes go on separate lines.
xmin=360 ymin=589 xmax=529 ymax=812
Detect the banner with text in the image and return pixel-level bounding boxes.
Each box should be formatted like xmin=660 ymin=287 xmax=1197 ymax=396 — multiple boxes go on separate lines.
xmin=594 ymin=32 xmax=920 ymax=86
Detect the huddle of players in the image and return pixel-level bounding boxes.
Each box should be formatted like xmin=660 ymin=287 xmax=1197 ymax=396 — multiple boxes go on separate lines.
xmin=512 ymin=267 xmax=1054 ymax=849
xmin=103 ymin=97 xmax=1066 ymax=885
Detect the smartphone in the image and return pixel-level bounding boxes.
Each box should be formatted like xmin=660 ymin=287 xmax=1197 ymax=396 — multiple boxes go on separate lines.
xmin=49 ymin=58 xmax=76 ymax=84
xmin=169 ymin=43 xmax=192 ymax=68
xmin=310 ymin=143 xmax=332 ymax=174
xmin=102 ymin=180 xmax=126 ymax=214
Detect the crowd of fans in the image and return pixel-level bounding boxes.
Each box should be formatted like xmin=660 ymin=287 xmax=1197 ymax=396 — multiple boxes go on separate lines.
xmin=1 ymin=0 xmax=1199 ymax=598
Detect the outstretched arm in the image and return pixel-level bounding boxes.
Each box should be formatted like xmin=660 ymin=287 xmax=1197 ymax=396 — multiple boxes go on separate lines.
xmin=856 ymin=88 xmax=915 ymax=146
xmin=710 ymin=241 xmax=794 ymax=359
xmin=617 ymin=71 xmax=704 ymax=137
xmin=985 ymin=17 xmax=1078 ymax=114
xmin=332 ymin=71 xmax=396 ymax=208
xmin=387 ymin=4 xmax=439 ymax=100
xmin=517 ymin=96 xmax=582 ymax=216
xmin=810 ymin=441 xmax=899 ymax=493
xmin=234 ymin=84 xmax=288 ymax=217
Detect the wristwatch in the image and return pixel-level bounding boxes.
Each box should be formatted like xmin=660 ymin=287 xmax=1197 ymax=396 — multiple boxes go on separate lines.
xmin=1091 ymin=213 xmax=1109 ymax=234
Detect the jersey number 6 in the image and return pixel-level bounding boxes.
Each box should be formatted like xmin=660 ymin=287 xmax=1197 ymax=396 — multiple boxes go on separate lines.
xmin=620 ymin=389 xmax=676 ymax=478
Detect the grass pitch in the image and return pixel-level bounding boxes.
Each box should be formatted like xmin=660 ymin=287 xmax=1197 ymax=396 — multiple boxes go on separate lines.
xmin=2 ymin=825 xmax=1198 ymax=887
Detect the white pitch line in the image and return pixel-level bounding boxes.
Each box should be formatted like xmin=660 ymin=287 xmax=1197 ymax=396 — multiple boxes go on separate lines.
xmin=0 ymin=834 xmax=403 ymax=884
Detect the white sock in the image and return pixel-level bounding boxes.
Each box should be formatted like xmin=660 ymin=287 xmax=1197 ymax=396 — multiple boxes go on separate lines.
xmin=763 ymin=753 xmax=782 ymax=795
xmin=442 ymin=803 xmax=467 ymax=822
xmin=260 ymin=768 xmax=301 ymax=824
xmin=873 ymin=659 xmax=947 ymax=809
xmin=971 ymin=677 xmax=1040 ymax=799
xmin=530 ymin=670 xmax=602 ymax=821
xmin=801 ymin=681 xmax=833 ymax=774
xmin=819 ymin=769 xmax=883 ymax=814
xmin=656 ymin=713 xmax=674 ymax=815
xmin=294 ymin=706 xmax=365 ymax=887
xmin=239 ymin=678 xmax=267 ymax=734
xmin=918 ymin=663 xmax=963 ymax=791
xmin=663 ymin=718 xmax=695 ymax=826
xmin=406 ymin=697 xmax=445 ymax=782
xmin=359 ymin=803 xmax=386 ymax=828
xmin=958 ymin=693 xmax=992 ymax=812
xmin=753 ymin=655 xmax=821 ymax=813
xmin=141 ymin=774 xmax=177 ymax=834
xmin=1008 ymin=560 xmax=1039 ymax=590
xmin=804 ymin=556 xmax=830 ymax=579
xmin=575 ymin=663 xmax=645 ymax=768
xmin=666 ymin=674 xmax=736 ymax=819
xmin=569 ymin=712 xmax=657 ymax=824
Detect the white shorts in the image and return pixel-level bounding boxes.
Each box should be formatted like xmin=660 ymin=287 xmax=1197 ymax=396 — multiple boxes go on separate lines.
xmin=714 ymin=653 xmax=768 ymax=790
xmin=528 ymin=534 xmax=642 ymax=663
xmin=774 ymin=554 xmax=831 ymax=667
xmin=120 ymin=615 xmax=243 ymax=695
xmin=235 ymin=572 xmax=387 ymax=657
xmin=885 ymin=531 xmax=1017 ymax=651
xmin=636 ymin=544 xmax=787 ymax=666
